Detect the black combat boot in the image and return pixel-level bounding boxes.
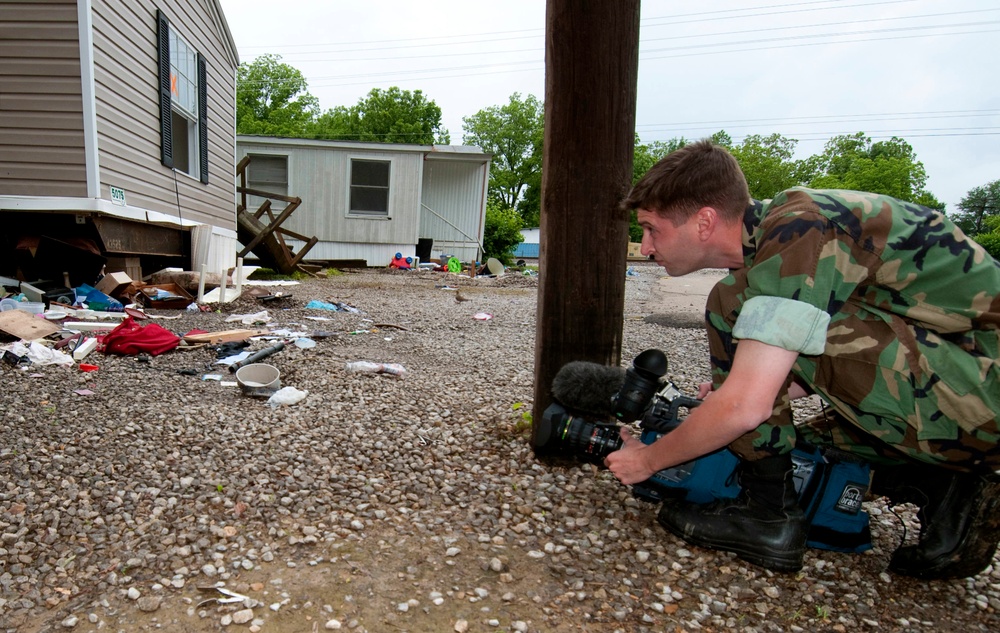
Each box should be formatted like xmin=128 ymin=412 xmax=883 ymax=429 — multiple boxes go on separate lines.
xmin=871 ymin=464 xmax=1000 ymax=580
xmin=657 ymin=453 xmax=807 ymax=572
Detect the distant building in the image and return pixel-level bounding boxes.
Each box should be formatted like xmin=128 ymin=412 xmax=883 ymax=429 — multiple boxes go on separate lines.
xmin=512 ymin=227 xmax=540 ymax=259
xmin=237 ymin=136 xmax=491 ymax=266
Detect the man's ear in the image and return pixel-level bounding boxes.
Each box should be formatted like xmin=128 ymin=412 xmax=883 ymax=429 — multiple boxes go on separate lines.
xmin=695 ymin=207 xmax=719 ymax=240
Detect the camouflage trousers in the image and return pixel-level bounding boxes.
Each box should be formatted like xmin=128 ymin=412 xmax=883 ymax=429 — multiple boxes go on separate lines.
xmin=706 ymin=272 xmax=1000 ymax=475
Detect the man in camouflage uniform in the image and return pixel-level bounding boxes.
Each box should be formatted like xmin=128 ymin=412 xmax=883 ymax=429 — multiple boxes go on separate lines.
xmin=605 ymin=139 xmax=1000 ymax=578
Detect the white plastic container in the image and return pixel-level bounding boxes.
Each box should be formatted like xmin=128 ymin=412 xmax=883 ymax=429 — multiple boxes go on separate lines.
xmin=15 ymin=301 xmax=45 ymax=314
xmin=235 ymin=363 xmax=281 ymax=397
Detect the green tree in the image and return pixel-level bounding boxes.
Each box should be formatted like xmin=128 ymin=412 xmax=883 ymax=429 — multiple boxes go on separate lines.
xmin=236 ymin=54 xmax=319 ymax=136
xmin=314 ymin=87 xmax=448 ymax=144
xmin=633 ymin=136 xmax=688 ymax=184
xmin=710 ymin=130 xmax=733 ymax=148
xmin=807 ymin=133 xmax=943 ymax=209
xmin=482 ymin=201 xmax=524 ymax=265
xmin=462 ymin=93 xmax=544 ymax=220
xmin=307 ymin=106 xmax=353 ymax=140
xmin=951 ymin=179 xmax=1000 ymax=235
xmin=730 ymin=133 xmax=812 ymax=200
xmin=513 ymin=123 xmax=545 ymax=227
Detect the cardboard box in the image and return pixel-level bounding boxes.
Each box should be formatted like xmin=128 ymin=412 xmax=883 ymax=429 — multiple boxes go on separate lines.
xmin=95 ymin=272 xmax=133 ymax=298
xmin=627 ymin=242 xmax=644 ymax=259
xmin=136 ymin=283 xmax=195 ymax=310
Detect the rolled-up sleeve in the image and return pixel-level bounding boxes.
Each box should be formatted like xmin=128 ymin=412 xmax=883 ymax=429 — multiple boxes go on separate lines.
xmin=733 ymin=295 xmax=831 ymax=355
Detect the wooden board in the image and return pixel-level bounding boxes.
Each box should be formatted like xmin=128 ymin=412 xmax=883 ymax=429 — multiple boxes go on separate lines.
xmin=182 ymin=329 xmax=270 ymax=345
xmin=0 ymin=310 xmax=61 ymax=341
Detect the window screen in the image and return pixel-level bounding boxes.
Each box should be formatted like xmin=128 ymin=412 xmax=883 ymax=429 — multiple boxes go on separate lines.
xmin=349 ymin=159 xmax=390 ymax=216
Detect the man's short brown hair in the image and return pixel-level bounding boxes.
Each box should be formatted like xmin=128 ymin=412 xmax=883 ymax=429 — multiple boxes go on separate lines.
xmin=622 ymin=139 xmax=750 ymax=224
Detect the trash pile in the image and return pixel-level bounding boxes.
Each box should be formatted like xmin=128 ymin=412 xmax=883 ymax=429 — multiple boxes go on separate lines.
xmin=383 ymin=253 xmax=511 ymax=279
xmin=0 ymin=269 xmax=409 ymax=408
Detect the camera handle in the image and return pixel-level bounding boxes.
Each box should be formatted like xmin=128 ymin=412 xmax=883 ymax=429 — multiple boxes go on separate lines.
xmin=641 ymin=381 xmax=704 ymax=434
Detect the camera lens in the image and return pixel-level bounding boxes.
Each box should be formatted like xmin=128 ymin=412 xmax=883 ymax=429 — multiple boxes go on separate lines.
xmin=532 ymin=403 xmax=623 ymax=464
xmin=561 ymin=418 xmax=623 ymax=462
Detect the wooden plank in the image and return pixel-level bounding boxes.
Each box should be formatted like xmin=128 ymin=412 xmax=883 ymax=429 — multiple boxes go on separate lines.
xmin=182 ymin=329 xmax=270 ymax=345
xmin=236 ymin=186 xmax=300 ymax=204
xmin=0 ymin=310 xmax=61 ymax=341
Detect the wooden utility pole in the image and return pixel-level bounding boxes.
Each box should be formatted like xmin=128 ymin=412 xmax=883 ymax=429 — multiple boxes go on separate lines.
xmin=532 ymin=1 xmax=641 ymax=439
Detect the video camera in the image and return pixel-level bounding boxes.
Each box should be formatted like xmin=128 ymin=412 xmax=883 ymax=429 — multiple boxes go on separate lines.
xmin=531 ymin=349 xmax=874 ymax=553
xmin=532 ymin=348 xmax=741 ymax=503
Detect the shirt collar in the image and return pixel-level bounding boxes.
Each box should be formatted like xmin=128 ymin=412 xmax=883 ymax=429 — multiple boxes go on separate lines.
xmin=741 ymin=199 xmax=766 ymax=267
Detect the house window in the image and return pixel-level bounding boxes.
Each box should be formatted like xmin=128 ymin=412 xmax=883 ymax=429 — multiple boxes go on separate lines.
xmin=349 ymin=159 xmax=390 ymax=217
xmin=157 ymin=10 xmax=208 ymax=184
xmin=246 ymin=155 xmax=288 ymax=211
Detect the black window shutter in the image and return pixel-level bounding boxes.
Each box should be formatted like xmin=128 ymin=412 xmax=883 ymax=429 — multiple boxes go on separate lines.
xmin=198 ymin=53 xmax=209 ymax=184
xmin=157 ymin=10 xmax=173 ymax=168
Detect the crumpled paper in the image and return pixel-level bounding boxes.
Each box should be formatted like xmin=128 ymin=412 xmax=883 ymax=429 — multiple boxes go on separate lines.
xmin=267 ymin=386 xmax=308 ymax=407
xmin=224 ymin=310 xmax=271 ymax=325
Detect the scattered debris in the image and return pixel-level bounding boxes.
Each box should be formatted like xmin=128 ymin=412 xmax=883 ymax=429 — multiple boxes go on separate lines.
xmin=267 ymin=386 xmax=308 ymax=407
xmin=344 ymin=361 xmax=406 ymax=376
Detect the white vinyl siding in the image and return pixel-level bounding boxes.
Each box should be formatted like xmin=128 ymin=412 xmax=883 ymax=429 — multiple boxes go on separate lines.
xmin=91 ymin=0 xmax=237 ymax=229
xmin=0 ymin=0 xmax=88 ymax=197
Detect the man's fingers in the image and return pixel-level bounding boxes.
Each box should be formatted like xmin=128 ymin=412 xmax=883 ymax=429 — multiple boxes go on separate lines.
xmin=619 ymin=426 xmax=641 ymax=445
xmin=696 ymin=381 xmax=713 ymax=399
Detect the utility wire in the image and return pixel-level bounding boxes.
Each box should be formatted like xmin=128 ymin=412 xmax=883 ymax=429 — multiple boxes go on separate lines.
xmin=236 ymin=23 xmax=994 ymax=88
xmin=257 ymin=8 xmax=996 ymax=65
xmin=237 ymin=0 xmax=919 ymax=53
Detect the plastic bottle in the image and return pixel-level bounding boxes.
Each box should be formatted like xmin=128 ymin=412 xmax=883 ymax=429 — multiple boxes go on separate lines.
xmin=345 ymin=361 xmax=406 ymax=376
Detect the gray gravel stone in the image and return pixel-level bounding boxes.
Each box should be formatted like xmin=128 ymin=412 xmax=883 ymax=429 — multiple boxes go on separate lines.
xmin=0 ymin=265 xmax=998 ymax=632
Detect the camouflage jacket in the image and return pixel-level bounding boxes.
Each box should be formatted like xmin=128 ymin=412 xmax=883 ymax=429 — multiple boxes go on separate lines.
xmin=737 ymin=188 xmax=1000 ymax=337
xmin=725 ymin=188 xmax=1000 ymax=437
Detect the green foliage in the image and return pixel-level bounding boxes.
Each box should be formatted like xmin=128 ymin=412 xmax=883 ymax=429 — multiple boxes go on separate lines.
xmin=462 ymin=93 xmax=544 ymax=223
xmin=237 ymin=54 xmax=320 ymax=136
xmin=633 ymin=136 xmax=688 ymax=184
xmin=709 ymin=130 xmax=734 ymax=148
xmin=482 ymin=202 xmax=524 ymax=265
xmin=238 ymin=57 xmax=447 ymax=145
xmin=806 ymin=133 xmax=942 ymax=208
xmin=972 ymin=231 xmax=1000 ymax=260
xmin=311 ymin=87 xmax=448 ymax=144
xmin=729 ymin=133 xmax=814 ymax=200
xmin=952 ymin=179 xmax=1000 ymax=234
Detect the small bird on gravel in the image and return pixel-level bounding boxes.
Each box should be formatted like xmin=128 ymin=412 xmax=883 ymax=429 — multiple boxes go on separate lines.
xmin=455 ymin=290 xmax=470 ymax=303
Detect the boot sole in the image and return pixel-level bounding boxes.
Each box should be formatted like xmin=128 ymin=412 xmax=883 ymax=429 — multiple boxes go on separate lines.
xmin=658 ymin=511 xmax=805 ymax=572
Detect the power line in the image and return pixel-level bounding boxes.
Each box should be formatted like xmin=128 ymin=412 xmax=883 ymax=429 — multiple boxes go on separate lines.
xmin=637 ymin=111 xmax=1000 ymax=132
xmin=249 ymin=8 xmax=997 ymax=65
xmin=235 ymin=0 xmax=917 ymax=54
xmin=235 ymin=23 xmax=994 ymax=88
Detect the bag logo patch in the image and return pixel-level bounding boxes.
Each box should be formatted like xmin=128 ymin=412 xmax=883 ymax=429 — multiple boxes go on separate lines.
xmin=835 ymin=482 xmax=866 ymax=515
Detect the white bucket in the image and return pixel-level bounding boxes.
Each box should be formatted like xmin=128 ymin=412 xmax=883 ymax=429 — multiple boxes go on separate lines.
xmin=235 ymin=363 xmax=281 ymax=397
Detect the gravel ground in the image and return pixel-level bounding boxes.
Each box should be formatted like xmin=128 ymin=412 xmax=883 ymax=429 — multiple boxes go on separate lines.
xmin=1 ymin=263 xmax=999 ymax=632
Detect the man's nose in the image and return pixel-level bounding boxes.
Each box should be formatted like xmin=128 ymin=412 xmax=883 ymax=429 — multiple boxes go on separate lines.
xmin=640 ymin=233 xmax=654 ymax=256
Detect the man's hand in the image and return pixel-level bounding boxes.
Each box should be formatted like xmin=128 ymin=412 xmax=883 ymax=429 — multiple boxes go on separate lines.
xmin=605 ymin=428 xmax=656 ymax=485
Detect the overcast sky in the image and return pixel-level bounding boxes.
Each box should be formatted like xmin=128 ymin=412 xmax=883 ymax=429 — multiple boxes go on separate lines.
xmin=217 ymin=0 xmax=998 ymax=210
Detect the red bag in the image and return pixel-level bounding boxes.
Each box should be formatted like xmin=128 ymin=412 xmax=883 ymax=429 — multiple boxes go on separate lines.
xmin=99 ymin=316 xmax=180 ymax=356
